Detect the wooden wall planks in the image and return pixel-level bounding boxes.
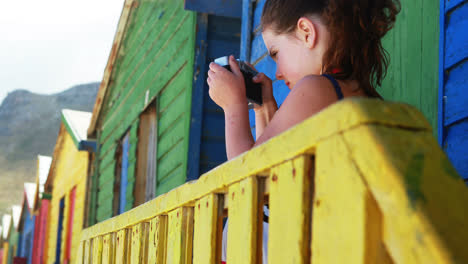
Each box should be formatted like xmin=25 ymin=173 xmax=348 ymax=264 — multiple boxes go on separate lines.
xmin=93 ymin=0 xmax=196 ymax=220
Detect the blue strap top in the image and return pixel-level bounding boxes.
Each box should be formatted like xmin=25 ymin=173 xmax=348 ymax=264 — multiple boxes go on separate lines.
xmin=322 ymin=74 xmax=344 ymax=100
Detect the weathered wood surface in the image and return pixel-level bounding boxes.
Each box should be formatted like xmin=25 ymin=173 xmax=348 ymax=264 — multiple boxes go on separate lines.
xmin=78 ymin=98 xmax=468 ymax=263
xmin=89 ymin=0 xmax=196 ymax=224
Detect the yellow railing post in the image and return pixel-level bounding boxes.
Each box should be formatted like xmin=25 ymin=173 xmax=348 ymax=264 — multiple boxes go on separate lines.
xmin=227 ymin=176 xmax=260 ymax=264
xmin=148 ymin=215 xmax=168 ymax=263
xmin=193 ymin=194 xmax=222 ymax=264
xmin=269 ymin=155 xmax=313 ymax=264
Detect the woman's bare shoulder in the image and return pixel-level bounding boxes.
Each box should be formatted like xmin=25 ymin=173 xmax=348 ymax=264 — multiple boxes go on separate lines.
xmin=287 ymin=75 xmax=340 ymax=111
xmin=254 ymin=75 xmax=338 ymax=145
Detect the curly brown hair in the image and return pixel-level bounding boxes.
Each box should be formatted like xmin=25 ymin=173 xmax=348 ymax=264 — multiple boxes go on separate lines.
xmin=261 ymin=0 xmax=401 ymax=98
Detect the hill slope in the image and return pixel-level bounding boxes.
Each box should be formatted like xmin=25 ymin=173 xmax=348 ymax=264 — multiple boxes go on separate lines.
xmin=0 ymin=83 xmax=99 ymax=214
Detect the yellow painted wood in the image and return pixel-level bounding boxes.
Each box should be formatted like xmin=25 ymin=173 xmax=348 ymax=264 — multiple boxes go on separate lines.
xmin=148 ymin=215 xmax=168 ymax=263
xmin=81 ymin=99 xmax=431 ymax=240
xmin=2 ymin=242 xmax=9 ymax=264
xmin=269 ymin=155 xmax=312 ymax=264
xmin=227 ymin=177 xmax=259 ymax=264
xmin=193 ymin=194 xmax=221 ymax=264
xmin=83 ymin=240 xmax=91 ymax=264
xmin=167 ymin=207 xmax=194 ymax=264
xmin=115 ymin=229 xmax=130 ymax=264
xmin=102 ymin=234 xmax=114 ymax=263
xmin=313 ymin=135 xmax=393 ymax=263
xmin=343 ymin=125 xmax=468 ymax=263
xmin=45 ymin=125 xmax=89 ymax=264
xmin=130 ymin=222 xmax=149 ymax=263
xmin=92 ymin=236 xmax=103 ymax=264
xmin=78 ymin=99 xmax=468 ymax=264
xmin=75 ymin=241 xmax=85 ymax=263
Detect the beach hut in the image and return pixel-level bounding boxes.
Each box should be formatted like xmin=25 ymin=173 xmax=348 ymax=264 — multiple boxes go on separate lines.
xmin=16 ymin=183 xmax=36 ymax=264
xmin=85 ymin=0 xmax=242 ymax=225
xmin=5 ymin=206 xmax=21 ymax=264
xmin=1 ymin=215 xmax=11 ymax=264
xmin=31 ymin=155 xmax=52 ymax=264
xmin=43 ymin=109 xmax=94 ymax=264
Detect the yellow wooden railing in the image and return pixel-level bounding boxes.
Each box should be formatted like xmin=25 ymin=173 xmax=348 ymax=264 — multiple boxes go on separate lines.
xmin=77 ymin=98 xmax=468 ymax=264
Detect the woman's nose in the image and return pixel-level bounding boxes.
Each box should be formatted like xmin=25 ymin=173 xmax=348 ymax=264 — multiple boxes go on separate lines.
xmin=275 ymin=70 xmax=283 ymax=80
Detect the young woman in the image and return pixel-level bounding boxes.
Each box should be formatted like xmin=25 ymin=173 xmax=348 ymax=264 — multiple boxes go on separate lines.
xmin=211 ymin=0 xmax=400 ymax=262
xmin=208 ymin=0 xmax=400 ymax=161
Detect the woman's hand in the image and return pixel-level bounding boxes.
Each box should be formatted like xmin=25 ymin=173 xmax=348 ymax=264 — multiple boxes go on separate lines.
xmin=207 ymin=55 xmax=246 ymax=112
xmin=252 ymin=72 xmax=276 ymax=111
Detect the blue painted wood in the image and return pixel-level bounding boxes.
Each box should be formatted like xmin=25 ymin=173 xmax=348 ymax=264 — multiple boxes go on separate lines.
xmin=444 ymin=59 xmax=468 ymax=126
xmin=187 ymin=13 xmax=208 ymax=182
xmin=241 ymin=0 xmax=254 ymax=61
xmin=444 ymin=119 xmax=468 ymax=180
xmin=184 ymin=0 xmax=242 ymax=18
xmin=55 ymin=198 xmax=65 ymax=264
xmin=18 ymin=204 xmax=35 ymax=264
xmin=119 ymin=133 xmax=130 ymax=214
xmin=444 ymin=2 xmax=468 ymax=69
xmin=445 ymin=0 xmax=466 ymax=11
xmin=440 ymin=0 xmax=468 ymax=180
xmin=252 ymin=0 xmax=266 ymax=31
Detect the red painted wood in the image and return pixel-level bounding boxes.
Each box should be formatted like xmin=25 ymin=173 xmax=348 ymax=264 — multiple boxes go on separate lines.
xmin=32 ymin=199 xmax=49 ymax=264
xmin=64 ymin=187 xmax=76 ymax=264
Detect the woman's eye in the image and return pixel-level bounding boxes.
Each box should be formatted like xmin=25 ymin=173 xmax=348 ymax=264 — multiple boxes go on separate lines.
xmin=270 ymin=51 xmax=277 ymax=60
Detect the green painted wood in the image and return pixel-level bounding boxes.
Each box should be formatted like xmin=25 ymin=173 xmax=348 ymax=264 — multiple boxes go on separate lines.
xmin=108 ymin=2 xmax=175 ymax=99
xmin=94 ymin=0 xmax=196 ymax=224
xmin=157 ymin=140 xmax=185 ymax=180
xmin=379 ymin=0 xmax=439 ymax=136
xmin=155 ymin=165 xmax=185 ymax=196
xmin=157 ymin=64 xmax=191 ymax=111
xmin=102 ymin=9 xmax=188 ymax=128
xmin=100 ymin=27 xmax=192 ymax=144
xmin=157 ymin=118 xmax=185 ymax=159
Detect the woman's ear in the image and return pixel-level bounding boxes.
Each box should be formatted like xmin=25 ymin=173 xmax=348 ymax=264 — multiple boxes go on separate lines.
xmin=296 ymin=17 xmax=317 ymax=49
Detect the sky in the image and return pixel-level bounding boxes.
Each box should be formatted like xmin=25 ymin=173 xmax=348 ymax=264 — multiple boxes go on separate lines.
xmin=0 ymin=0 xmax=126 ymax=104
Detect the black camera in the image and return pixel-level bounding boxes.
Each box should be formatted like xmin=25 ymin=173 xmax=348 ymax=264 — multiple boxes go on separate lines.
xmin=214 ymin=56 xmax=262 ymax=108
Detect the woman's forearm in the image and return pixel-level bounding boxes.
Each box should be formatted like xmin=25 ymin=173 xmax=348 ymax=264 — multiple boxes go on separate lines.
xmin=224 ymin=103 xmax=255 ymax=160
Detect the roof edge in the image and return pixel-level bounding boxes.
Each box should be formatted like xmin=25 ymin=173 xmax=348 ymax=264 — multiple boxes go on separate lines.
xmin=88 ymin=0 xmax=137 ymax=137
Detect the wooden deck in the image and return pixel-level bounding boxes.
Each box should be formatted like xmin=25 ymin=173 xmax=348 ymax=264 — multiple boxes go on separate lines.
xmin=77 ymin=98 xmax=468 ymax=263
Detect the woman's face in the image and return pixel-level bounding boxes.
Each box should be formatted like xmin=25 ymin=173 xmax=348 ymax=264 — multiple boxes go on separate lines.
xmin=262 ymin=28 xmax=322 ymax=89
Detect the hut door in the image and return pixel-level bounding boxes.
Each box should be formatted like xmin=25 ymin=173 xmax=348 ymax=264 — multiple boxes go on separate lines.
xmin=54 ymin=198 xmax=65 ymax=264
xmin=63 ymin=187 xmax=76 ymax=264
xmin=135 ymin=102 xmax=158 ymax=206
xmin=439 ymin=0 xmax=468 ymax=181
xmin=119 ymin=133 xmax=130 ymax=214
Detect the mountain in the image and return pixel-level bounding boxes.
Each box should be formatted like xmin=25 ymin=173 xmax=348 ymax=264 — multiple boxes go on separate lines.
xmin=0 ymin=82 xmax=99 ymax=214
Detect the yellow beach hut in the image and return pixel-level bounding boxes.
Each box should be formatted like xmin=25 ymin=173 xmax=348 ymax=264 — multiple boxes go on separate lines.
xmin=1 ymin=215 xmax=11 ymax=264
xmin=43 ymin=109 xmax=94 ymax=264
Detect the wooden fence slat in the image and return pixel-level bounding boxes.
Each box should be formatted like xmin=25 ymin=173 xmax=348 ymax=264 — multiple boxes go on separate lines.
xmin=116 ymin=229 xmax=131 ymax=264
xmin=83 ymin=240 xmax=91 ymax=264
xmin=131 ymin=222 xmax=149 ymax=263
xmin=92 ymin=236 xmax=103 ymax=264
xmin=167 ymin=207 xmax=195 ymax=264
xmin=313 ymin=134 xmax=392 ymax=263
xmin=102 ymin=233 xmax=114 ymax=263
xmin=193 ymin=194 xmax=221 ymax=264
xmin=148 ymin=215 xmax=168 ymax=263
xmin=227 ymin=176 xmax=259 ymax=264
xmin=268 ymin=155 xmax=312 ymax=264
xmin=76 ymin=241 xmax=84 ymax=264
